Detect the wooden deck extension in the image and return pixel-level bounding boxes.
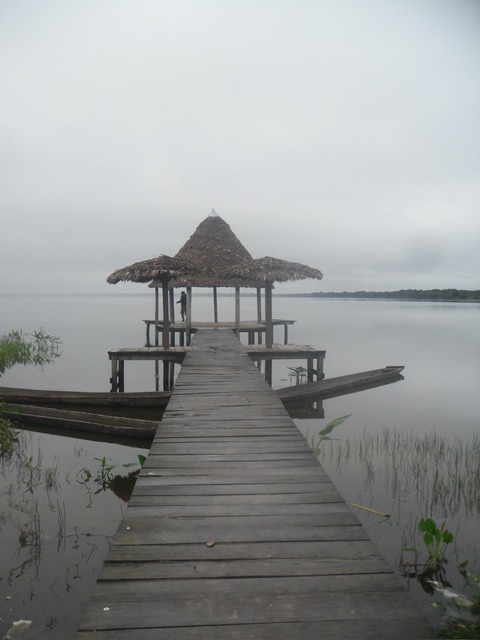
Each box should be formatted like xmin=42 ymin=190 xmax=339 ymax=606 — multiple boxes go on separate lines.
xmin=109 ymin=343 xmax=325 ymax=392
xmin=143 ymin=319 xmax=296 ymax=346
xmin=77 ymin=328 xmax=435 ymax=639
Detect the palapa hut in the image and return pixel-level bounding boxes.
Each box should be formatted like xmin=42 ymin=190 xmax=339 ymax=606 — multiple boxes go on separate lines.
xmin=107 ymin=211 xmax=323 ymax=348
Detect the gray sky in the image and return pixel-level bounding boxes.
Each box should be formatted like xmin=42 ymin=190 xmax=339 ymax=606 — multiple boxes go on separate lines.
xmin=1 ymin=0 xmax=479 ymax=294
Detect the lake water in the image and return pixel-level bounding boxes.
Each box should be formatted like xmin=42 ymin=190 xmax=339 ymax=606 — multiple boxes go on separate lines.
xmin=1 ymin=293 xmax=479 ymax=637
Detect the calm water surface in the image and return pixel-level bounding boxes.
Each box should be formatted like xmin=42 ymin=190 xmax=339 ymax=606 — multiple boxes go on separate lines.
xmin=1 ymin=293 xmax=479 ymax=635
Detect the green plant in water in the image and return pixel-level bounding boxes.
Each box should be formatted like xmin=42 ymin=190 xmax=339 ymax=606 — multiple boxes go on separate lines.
xmin=313 ymin=414 xmax=351 ymax=455
xmin=418 ymin=517 xmax=454 ymax=567
xmin=0 ymin=402 xmax=19 ymax=456
xmin=79 ymin=454 xmax=147 ymax=499
xmin=93 ymin=456 xmax=144 ymax=483
xmin=1 ymin=328 xmax=62 ymax=457
xmin=286 ymin=365 xmax=308 ymax=385
xmin=0 ymin=328 xmax=62 ymax=375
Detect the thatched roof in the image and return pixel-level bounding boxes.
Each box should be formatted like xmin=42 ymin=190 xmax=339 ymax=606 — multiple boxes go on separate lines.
xmin=224 ymin=256 xmax=323 ymax=284
xmin=107 ymin=214 xmax=323 ymax=290
xmin=171 ymin=214 xmax=262 ymax=288
xmin=107 ymin=255 xmax=198 ymax=284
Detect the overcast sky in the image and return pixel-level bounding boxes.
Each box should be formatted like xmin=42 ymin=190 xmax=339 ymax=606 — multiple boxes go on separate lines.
xmin=1 ymin=0 xmax=479 ymax=294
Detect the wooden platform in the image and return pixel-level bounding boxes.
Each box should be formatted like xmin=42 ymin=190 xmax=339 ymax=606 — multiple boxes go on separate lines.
xmin=143 ymin=318 xmax=295 ymax=346
xmin=77 ymin=328 xmax=435 ymax=639
xmin=108 ymin=343 xmax=325 ymax=391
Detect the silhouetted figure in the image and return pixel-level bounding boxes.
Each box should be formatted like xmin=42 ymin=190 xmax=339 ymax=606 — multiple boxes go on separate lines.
xmin=177 ymin=291 xmax=187 ymax=321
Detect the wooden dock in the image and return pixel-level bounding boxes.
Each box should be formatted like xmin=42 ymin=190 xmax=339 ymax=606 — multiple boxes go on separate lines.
xmin=109 ymin=343 xmax=325 ymax=391
xmin=77 ymin=328 xmax=435 ymax=639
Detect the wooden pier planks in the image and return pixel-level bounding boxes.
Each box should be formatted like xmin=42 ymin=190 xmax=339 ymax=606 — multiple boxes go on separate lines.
xmin=76 ymin=328 xmax=435 ymax=640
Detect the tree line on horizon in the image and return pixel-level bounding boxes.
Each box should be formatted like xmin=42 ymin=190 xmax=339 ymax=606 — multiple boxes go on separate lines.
xmin=286 ymin=289 xmax=480 ymax=301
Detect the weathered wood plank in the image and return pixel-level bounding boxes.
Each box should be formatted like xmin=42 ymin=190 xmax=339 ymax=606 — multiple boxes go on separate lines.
xmin=147 ymin=442 xmax=314 ymax=455
xmin=78 ymin=584 xmax=432 ymax=631
xmin=129 ymin=488 xmax=344 ymax=505
xmin=111 ymin=518 xmax=367 ymax=544
xmin=104 ymin=539 xmax=386 ymax=563
xmin=133 ymin=472 xmax=332 ymax=485
xmin=123 ymin=501 xmax=351 ymax=517
xmin=77 ymin=618 xmax=434 ymax=640
xmin=99 ymin=556 xmax=393 ymax=580
xmin=131 ymin=481 xmax=336 ymax=496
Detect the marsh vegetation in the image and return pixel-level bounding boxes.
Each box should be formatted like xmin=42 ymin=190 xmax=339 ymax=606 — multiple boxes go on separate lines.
xmin=315 ymin=425 xmax=480 ymax=634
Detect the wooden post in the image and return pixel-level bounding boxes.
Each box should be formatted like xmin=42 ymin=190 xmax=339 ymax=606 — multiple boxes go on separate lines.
xmin=110 ymin=357 xmax=118 ymax=392
xmin=154 ymin=287 xmax=159 ymax=347
xmin=145 ymin=322 xmax=151 ymax=347
xmin=213 ymin=286 xmax=218 ymax=323
xmin=265 ymin=282 xmax=274 ymax=348
xmin=162 ymin=277 xmax=170 ymax=350
xmin=169 ymin=287 xmax=175 ymax=322
xmin=186 ymin=286 xmax=192 ymax=345
xmin=265 ymin=359 xmax=272 ymax=385
xmin=317 ymin=354 xmax=324 ymax=380
xmin=235 ymin=287 xmax=240 ymax=336
xmin=169 ymin=287 xmax=176 ymax=345
xmin=169 ymin=287 xmax=176 ymax=347
xmin=118 ymin=361 xmax=125 ymax=392
xmin=256 ymin=288 xmax=262 ymax=322
xmin=257 ymin=287 xmax=263 ymax=344
xmin=307 ymin=358 xmax=314 ymax=382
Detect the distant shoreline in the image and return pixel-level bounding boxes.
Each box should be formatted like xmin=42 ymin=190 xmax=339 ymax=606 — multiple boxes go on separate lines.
xmin=277 ymin=289 xmax=480 ymax=302
xmin=1 ymin=289 xmax=479 ymax=302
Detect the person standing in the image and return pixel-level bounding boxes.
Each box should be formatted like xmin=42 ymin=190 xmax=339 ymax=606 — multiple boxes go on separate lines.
xmin=177 ymin=291 xmax=187 ymax=321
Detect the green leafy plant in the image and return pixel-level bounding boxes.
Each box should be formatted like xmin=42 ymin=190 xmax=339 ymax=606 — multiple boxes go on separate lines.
xmin=287 ymin=365 xmax=308 ymax=385
xmin=418 ymin=517 xmax=454 ymax=567
xmin=1 ymin=328 xmax=62 ymax=456
xmin=399 ymin=518 xmax=455 ymax=587
xmin=313 ymin=414 xmax=351 ymax=454
xmin=79 ymin=454 xmax=146 ymax=497
xmin=0 ymin=328 xmax=62 ymax=376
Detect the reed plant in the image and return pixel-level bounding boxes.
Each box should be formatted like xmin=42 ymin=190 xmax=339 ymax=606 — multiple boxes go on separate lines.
xmin=318 ymin=427 xmax=480 ymax=520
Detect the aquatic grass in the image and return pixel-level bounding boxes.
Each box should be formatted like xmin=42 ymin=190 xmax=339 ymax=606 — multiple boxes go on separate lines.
xmin=318 ymin=428 xmax=480 ymax=520
xmin=316 ymin=424 xmax=480 ymax=621
xmin=0 ymin=402 xmax=20 ymax=457
xmin=44 ymin=466 xmax=60 ymax=492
